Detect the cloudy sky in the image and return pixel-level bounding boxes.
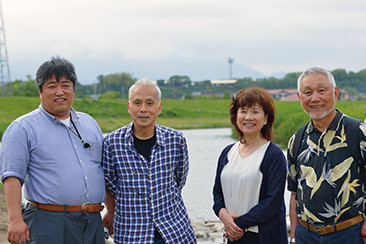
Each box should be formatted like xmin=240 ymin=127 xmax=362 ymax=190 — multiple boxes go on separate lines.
xmin=2 ymin=0 xmax=366 ymax=84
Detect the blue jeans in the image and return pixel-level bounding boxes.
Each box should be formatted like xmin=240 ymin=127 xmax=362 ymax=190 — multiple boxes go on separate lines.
xmin=295 ymin=221 xmax=363 ymax=244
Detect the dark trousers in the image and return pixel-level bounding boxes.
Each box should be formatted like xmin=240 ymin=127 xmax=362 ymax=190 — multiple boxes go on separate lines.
xmin=23 ymin=203 xmax=105 ymax=244
xmin=228 ymin=231 xmax=259 ymax=244
xmin=295 ymin=221 xmax=363 ymax=244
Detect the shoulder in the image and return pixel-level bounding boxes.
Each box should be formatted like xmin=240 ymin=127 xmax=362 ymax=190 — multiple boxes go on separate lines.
xmin=264 ymin=142 xmax=284 ymax=156
xmin=9 ymin=108 xmax=43 ymax=131
xmin=262 ymin=142 xmax=286 ymax=167
xmin=156 ymin=124 xmax=186 ymax=146
xmin=105 ymin=124 xmax=130 ymax=142
xmin=14 ymin=108 xmax=43 ymax=123
xmin=219 ymin=143 xmax=236 ymax=160
xmin=156 ymin=124 xmax=184 ymax=137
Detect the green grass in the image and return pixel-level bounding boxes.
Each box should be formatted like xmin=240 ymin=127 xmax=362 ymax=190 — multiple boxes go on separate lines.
xmin=1 ymin=97 xmax=365 ymax=148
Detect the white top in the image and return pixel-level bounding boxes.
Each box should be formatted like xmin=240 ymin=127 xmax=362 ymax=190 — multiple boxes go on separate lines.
xmin=59 ymin=117 xmax=71 ymax=127
xmin=221 ymin=141 xmax=270 ymax=233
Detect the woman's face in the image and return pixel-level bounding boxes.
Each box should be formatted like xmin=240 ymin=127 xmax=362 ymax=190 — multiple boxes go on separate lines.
xmin=236 ymin=103 xmax=267 ymax=137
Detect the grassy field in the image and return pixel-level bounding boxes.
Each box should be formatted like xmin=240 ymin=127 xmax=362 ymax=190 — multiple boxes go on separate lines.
xmin=1 ymin=97 xmax=365 ymax=147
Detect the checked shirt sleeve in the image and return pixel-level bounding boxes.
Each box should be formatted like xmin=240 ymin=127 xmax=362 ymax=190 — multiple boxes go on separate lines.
xmin=102 ymin=136 xmax=117 ymax=198
xmin=175 ymin=134 xmax=189 ymax=192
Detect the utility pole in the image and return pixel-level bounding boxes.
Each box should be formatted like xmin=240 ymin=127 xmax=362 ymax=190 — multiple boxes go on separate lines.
xmin=228 ymin=58 xmax=234 ymax=79
xmin=0 ymin=0 xmax=11 ymax=96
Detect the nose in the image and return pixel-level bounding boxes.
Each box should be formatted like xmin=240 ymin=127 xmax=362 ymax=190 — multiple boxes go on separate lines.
xmin=244 ymin=112 xmax=254 ymax=119
xmin=310 ymin=92 xmax=321 ymax=102
xmin=139 ymin=103 xmax=147 ymax=112
xmin=55 ymin=85 xmax=64 ymax=95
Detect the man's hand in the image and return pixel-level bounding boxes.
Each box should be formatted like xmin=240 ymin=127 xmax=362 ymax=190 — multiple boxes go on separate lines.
xmin=103 ymin=189 xmax=116 ymax=235
xmin=102 ymin=210 xmax=114 ymax=235
xmin=4 ymin=177 xmax=29 ymax=244
xmin=219 ymin=208 xmax=244 ymax=241
xmin=7 ymin=217 xmax=30 ymax=244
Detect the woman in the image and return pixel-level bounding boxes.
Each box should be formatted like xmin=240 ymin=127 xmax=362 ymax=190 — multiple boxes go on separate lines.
xmin=213 ymin=87 xmax=287 ymax=244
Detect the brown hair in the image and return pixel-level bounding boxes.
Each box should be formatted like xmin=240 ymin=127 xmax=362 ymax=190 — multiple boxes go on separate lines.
xmin=229 ymin=87 xmax=276 ymax=143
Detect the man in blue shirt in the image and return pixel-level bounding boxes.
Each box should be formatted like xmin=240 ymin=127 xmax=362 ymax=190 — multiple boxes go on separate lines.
xmin=102 ymin=78 xmax=196 ymax=243
xmin=0 ymin=57 xmax=106 ymax=244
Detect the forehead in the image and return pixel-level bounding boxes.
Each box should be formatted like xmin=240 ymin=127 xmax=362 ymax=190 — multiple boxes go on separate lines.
xmin=130 ymin=85 xmax=158 ymax=100
xmin=301 ymin=73 xmax=331 ymax=87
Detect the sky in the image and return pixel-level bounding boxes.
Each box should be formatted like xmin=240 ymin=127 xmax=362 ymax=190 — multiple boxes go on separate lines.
xmin=2 ymin=0 xmax=366 ymax=84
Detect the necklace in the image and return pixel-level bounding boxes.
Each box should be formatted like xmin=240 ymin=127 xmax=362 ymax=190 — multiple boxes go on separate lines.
xmin=69 ymin=118 xmax=91 ymax=148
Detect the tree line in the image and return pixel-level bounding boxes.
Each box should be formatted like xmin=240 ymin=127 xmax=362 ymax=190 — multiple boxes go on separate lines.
xmin=1 ymin=68 xmax=365 ymax=99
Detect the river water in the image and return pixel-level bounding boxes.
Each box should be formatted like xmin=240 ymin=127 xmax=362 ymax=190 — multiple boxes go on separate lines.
xmin=181 ymin=127 xmax=236 ymax=222
xmin=181 ymin=127 xmax=290 ymax=222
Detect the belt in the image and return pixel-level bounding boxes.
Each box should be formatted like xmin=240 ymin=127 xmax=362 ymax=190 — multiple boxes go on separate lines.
xmin=299 ymin=214 xmax=365 ymax=235
xmin=30 ymin=201 xmax=104 ymax=213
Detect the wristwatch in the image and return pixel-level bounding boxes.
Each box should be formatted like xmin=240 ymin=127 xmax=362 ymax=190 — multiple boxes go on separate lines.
xmin=289 ymin=238 xmax=296 ymax=243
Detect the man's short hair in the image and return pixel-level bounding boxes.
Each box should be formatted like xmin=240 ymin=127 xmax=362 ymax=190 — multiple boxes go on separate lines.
xmin=128 ymin=78 xmax=161 ymax=102
xmin=36 ymin=57 xmax=77 ymax=92
xmin=297 ymin=67 xmax=336 ymax=92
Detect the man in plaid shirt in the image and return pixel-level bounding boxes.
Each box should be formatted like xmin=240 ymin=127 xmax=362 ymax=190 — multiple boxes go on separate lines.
xmin=102 ymin=78 xmax=196 ymax=243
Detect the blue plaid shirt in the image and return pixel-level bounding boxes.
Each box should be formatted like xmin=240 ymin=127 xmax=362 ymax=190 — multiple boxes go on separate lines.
xmin=102 ymin=122 xmax=196 ymax=243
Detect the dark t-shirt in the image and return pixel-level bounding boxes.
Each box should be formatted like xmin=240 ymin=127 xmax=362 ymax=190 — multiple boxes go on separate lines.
xmin=133 ymin=133 xmax=162 ymax=240
xmin=133 ymin=134 xmax=156 ymax=161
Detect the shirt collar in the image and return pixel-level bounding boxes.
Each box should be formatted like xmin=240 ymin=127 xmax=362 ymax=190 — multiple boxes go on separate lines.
xmin=308 ymin=109 xmax=343 ymax=133
xmin=126 ymin=122 xmax=164 ymax=147
xmin=38 ymin=104 xmax=77 ymax=123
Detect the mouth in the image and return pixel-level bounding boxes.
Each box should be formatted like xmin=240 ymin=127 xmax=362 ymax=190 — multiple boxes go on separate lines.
xmin=55 ymin=98 xmax=66 ymax=104
xmin=310 ymin=105 xmax=324 ymax=110
xmin=243 ymin=123 xmax=255 ymax=127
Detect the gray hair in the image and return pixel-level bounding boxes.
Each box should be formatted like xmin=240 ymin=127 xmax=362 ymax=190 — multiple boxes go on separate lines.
xmin=128 ymin=78 xmax=161 ymax=102
xmin=297 ymin=67 xmax=336 ymax=92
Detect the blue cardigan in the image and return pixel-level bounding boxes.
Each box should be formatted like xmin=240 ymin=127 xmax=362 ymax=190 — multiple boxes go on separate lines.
xmin=213 ymin=142 xmax=288 ymax=244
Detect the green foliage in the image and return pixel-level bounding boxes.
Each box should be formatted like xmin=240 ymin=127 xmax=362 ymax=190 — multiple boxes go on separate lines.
xmin=96 ymin=72 xmax=136 ymax=97
xmin=99 ymin=91 xmax=122 ymax=99
xmin=1 ymin=79 xmax=39 ymax=97
xmin=168 ymin=75 xmax=192 ymax=86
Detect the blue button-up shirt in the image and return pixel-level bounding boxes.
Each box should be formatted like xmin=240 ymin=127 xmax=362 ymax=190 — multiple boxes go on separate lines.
xmin=102 ymin=122 xmax=196 ymax=243
xmin=0 ymin=105 xmax=106 ymax=205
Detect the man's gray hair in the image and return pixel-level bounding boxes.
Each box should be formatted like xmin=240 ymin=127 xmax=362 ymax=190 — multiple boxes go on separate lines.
xmin=297 ymin=67 xmax=336 ymax=92
xmin=128 ymin=78 xmax=161 ymax=102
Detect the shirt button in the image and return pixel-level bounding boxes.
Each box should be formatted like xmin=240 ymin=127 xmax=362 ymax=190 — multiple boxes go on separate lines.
xmin=80 ymin=160 xmax=83 ymax=163
xmin=85 ymin=177 xmax=88 ymax=180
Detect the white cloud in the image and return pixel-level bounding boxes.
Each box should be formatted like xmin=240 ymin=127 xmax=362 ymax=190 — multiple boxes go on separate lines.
xmin=2 ymin=0 xmax=366 ymax=82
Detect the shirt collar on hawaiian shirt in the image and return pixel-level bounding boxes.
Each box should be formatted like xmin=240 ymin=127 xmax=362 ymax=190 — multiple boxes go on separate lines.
xmin=308 ymin=109 xmax=343 ymax=133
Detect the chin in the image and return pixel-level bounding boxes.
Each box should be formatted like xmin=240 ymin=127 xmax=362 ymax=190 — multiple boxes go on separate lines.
xmin=308 ymin=109 xmax=333 ymax=120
